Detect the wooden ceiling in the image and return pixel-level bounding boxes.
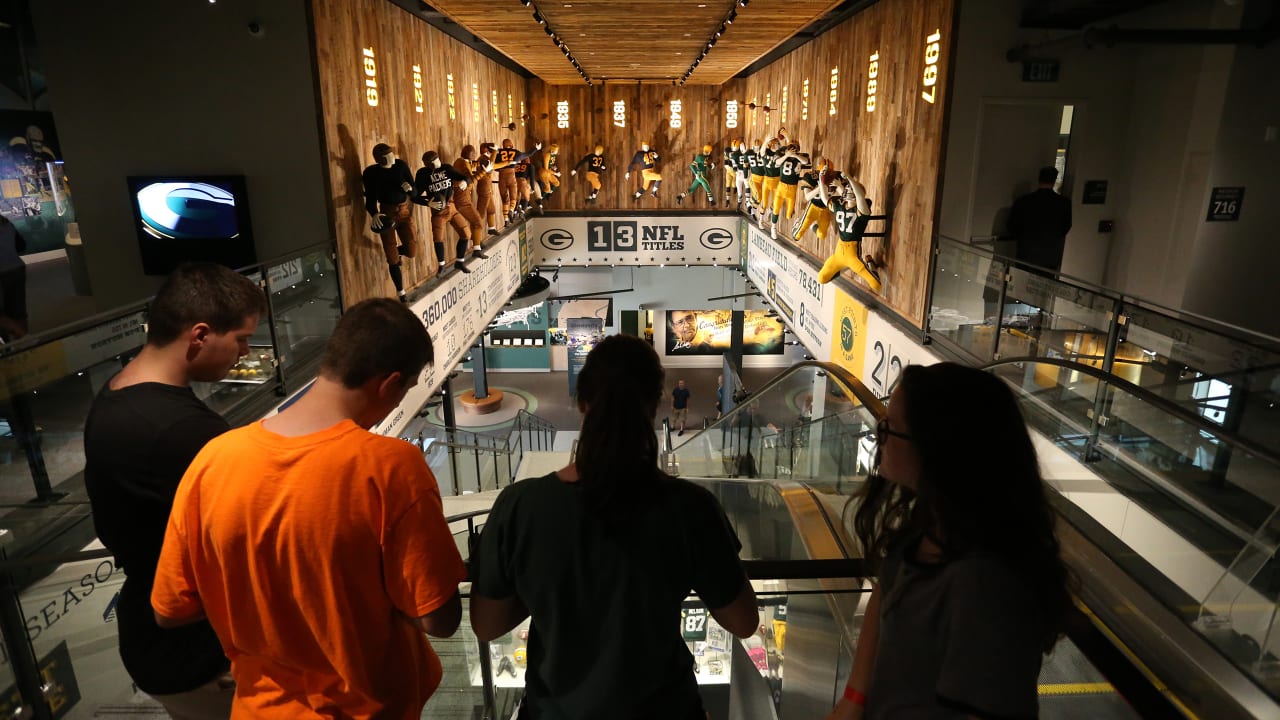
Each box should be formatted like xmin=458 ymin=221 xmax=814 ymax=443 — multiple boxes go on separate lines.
xmin=423 ymin=0 xmax=847 ymax=84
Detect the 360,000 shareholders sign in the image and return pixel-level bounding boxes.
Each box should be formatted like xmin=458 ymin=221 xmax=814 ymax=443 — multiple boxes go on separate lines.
xmin=524 ymin=215 xmax=739 ymax=266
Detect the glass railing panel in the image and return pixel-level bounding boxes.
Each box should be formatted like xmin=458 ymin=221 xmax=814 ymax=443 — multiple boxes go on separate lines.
xmin=929 ymin=239 xmax=1007 ymax=363
xmin=1000 ymin=267 xmax=1117 ymax=378
xmin=992 ymin=359 xmax=1280 ymax=705
xmin=7 ymin=547 xmax=135 ymax=714
xmin=265 ymin=247 xmax=342 ymax=390
xmin=1118 ymin=304 xmax=1280 ymax=453
xmin=672 ymin=363 xmax=877 ymax=487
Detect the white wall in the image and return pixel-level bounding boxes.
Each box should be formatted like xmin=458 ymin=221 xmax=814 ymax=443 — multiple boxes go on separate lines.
xmin=29 ymin=0 xmax=329 ymax=308
xmin=940 ymin=0 xmax=1242 ymax=307
xmin=1181 ymin=1 xmax=1280 ymax=337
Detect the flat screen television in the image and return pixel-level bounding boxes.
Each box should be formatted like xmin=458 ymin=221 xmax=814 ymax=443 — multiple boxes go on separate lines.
xmin=127 ymin=175 xmax=257 ymax=275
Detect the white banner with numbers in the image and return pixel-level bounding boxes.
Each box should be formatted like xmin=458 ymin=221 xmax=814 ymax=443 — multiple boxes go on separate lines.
xmin=373 ymin=232 xmax=525 ymax=438
xmin=744 ymin=224 xmax=835 ymax=359
xmin=523 ymin=215 xmax=739 ymax=267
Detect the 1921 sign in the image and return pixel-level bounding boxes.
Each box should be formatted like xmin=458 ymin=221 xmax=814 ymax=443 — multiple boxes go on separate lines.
xmin=1206 ymin=187 xmax=1244 ymax=222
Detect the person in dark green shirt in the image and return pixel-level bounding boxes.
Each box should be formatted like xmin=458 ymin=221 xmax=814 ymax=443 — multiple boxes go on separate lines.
xmin=676 ymin=144 xmax=717 ymax=207
xmin=471 ymin=335 xmax=758 ymax=720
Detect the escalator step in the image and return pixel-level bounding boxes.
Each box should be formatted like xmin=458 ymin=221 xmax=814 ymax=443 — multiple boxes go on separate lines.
xmin=1038 ymin=681 xmax=1117 ymax=697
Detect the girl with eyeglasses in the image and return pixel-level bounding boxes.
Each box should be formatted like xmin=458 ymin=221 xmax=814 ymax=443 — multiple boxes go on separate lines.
xmin=828 ymin=362 xmax=1072 ymax=720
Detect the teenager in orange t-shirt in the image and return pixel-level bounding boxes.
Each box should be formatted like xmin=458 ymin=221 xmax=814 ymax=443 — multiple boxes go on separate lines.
xmin=153 ymin=299 xmax=466 ymax=719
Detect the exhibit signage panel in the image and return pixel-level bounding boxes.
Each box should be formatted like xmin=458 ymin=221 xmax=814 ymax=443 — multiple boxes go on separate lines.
xmin=374 ymin=232 xmax=524 ymax=437
xmin=744 ymin=224 xmax=834 ymax=359
xmin=861 ymin=313 xmax=941 ymax=398
xmin=830 ymin=288 xmax=869 ymax=379
xmin=523 ymin=214 xmax=739 ymax=267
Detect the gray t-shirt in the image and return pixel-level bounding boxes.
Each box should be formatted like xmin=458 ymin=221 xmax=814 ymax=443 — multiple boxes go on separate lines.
xmin=867 ymin=535 xmax=1044 ymax=719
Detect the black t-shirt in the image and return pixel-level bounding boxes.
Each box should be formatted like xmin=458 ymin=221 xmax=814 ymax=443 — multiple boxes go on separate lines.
xmin=83 ymin=381 xmax=231 ymax=694
xmin=361 ymin=160 xmax=414 ymax=215
xmin=473 ymin=473 xmax=747 ymax=719
xmin=672 ymin=387 xmax=691 ymax=409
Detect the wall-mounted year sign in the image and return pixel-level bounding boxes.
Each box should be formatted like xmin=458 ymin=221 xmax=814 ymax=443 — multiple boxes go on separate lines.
xmin=361 ymin=47 xmax=378 ymax=107
xmin=921 ymin=30 xmax=941 ymax=103
xmin=801 ymin=80 xmax=809 ymax=121
xmin=725 ymin=99 xmax=738 ymax=129
xmin=556 ymin=100 xmax=570 ymax=129
xmin=866 ymin=52 xmax=879 ymax=113
xmin=829 ymin=66 xmax=839 ymax=116
xmin=412 ymin=65 xmax=423 ymax=114
xmin=446 ymin=73 xmax=456 ymax=120
xmin=670 ymin=99 xmax=683 ymax=129
xmin=613 ymin=100 xmax=627 ymax=128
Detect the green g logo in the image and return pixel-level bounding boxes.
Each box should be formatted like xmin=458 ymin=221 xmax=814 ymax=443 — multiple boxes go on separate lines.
xmin=841 ymin=316 xmax=854 ymax=352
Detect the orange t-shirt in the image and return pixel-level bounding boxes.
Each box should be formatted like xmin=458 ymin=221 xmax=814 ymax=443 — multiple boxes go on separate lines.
xmin=152 ymin=420 xmax=466 ymax=719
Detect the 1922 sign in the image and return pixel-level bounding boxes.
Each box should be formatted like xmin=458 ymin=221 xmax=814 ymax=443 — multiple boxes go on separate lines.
xmin=1207 ymin=187 xmax=1244 ymax=222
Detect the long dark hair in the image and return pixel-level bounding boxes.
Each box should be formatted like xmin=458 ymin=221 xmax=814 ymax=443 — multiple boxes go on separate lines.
xmin=574 ymin=334 xmax=665 ymax=517
xmin=853 ymin=362 xmax=1071 ymax=651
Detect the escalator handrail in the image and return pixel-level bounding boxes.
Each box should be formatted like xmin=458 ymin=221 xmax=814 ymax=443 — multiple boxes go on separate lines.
xmin=980 ymin=355 xmax=1280 ymax=472
xmin=940 ymin=235 xmax=1280 ymax=352
xmin=678 ymin=360 xmax=885 ymax=452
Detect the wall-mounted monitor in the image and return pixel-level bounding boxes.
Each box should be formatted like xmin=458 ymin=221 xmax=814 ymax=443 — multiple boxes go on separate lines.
xmin=127 ymin=175 xmax=257 ymax=275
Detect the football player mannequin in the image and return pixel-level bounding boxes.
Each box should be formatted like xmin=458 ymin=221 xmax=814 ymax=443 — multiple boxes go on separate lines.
xmin=478 ymin=142 xmax=504 ymax=232
xmin=794 ymin=159 xmax=837 ymax=244
xmin=626 ymin=142 xmax=663 ymax=201
xmin=770 ymin=147 xmax=808 ymax=239
xmin=360 ymin=142 xmax=418 ymax=301
xmin=414 ymin=150 xmax=478 ymax=275
xmin=759 ymin=138 xmax=783 ymax=224
xmin=571 ymin=145 xmax=608 ymax=203
xmin=745 ymin=139 xmax=766 ymax=213
xmin=722 ymin=139 xmax=740 ymax=205
xmin=493 ymin=138 xmax=542 ymax=220
xmin=452 ymin=145 xmax=492 ymax=251
xmin=819 ymin=178 xmax=884 ymax=292
xmin=676 ymin=144 xmax=716 ymax=207
xmin=513 ymin=151 xmax=536 ymax=216
xmin=538 ymin=143 xmax=562 ymax=199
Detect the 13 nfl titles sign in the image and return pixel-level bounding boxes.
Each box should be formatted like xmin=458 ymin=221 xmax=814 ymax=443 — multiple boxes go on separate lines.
xmin=745 ymin=225 xmax=834 ymax=359
xmin=524 ymin=216 xmax=739 ymax=265
xmin=374 ymin=233 xmax=524 ymax=438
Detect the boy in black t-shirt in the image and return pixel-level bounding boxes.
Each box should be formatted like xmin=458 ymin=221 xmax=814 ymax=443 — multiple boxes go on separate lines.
xmin=84 ymin=263 xmax=266 ymax=717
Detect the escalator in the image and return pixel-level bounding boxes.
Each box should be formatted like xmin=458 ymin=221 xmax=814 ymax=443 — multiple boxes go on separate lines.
xmin=667 ymin=358 xmax=1280 ymax=718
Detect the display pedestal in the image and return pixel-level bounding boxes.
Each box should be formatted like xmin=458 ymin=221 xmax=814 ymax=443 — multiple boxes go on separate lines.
xmin=459 ymin=389 xmax=504 ymax=415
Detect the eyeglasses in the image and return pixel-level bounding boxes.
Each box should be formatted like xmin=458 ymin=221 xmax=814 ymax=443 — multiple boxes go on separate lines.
xmin=873 ymin=418 xmax=912 ymax=443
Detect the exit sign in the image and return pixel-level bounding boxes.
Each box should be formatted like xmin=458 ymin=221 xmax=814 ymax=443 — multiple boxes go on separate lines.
xmin=1022 ymin=59 xmax=1059 ymax=82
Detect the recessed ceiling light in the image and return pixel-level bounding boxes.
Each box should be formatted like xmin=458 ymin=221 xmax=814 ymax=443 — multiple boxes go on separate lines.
xmin=697 ymin=3 xmax=706 ymax=6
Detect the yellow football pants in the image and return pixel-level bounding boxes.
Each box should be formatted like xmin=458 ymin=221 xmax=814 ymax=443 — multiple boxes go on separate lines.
xmin=771 ymin=183 xmax=799 ymax=221
xmin=799 ymin=203 xmax=831 ymax=241
xmin=761 ymin=176 xmax=780 ymax=213
xmin=749 ymin=174 xmax=765 ymax=204
xmin=818 ymin=240 xmax=882 ymax=292
xmin=725 ymin=168 xmax=736 ymax=190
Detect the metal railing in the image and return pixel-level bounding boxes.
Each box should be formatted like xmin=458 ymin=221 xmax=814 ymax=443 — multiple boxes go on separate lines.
xmin=412 ymin=410 xmax=557 ymax=495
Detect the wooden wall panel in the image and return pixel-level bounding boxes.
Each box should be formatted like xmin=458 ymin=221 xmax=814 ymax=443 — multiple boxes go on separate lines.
xmin=312 ymin=0 xmax=530 ymax=308
xmin=524 ymin=81 xmax=726 ymax=211
xmin=729 ymin=0 xmax=956 ymax=328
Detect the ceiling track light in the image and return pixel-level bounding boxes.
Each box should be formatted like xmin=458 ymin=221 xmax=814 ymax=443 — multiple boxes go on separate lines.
xmin=520 ymin=0 xmax=531 ymax=5
xmin=533 ymin=10 xmax=545 ymax=24
xmin=544 ymin=25 xmax=554 ymax=35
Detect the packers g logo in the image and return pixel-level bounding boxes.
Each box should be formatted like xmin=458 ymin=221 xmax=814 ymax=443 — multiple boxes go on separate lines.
xmin=699 ymin=228 xmax=734 ymax=250
xmin=540 ymin=228 xmax=573 ymax=250
xmin=841 ymin=316 xmax=855 ymax=352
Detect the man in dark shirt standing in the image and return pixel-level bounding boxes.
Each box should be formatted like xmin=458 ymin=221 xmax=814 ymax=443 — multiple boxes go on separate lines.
xmin=1008 ymin=166 xmax=1072 ymax=276
xmin=84 ymin=263 xmax=266 ymax=718
xmin=672 ymin=379 xmax=691 ymax=436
